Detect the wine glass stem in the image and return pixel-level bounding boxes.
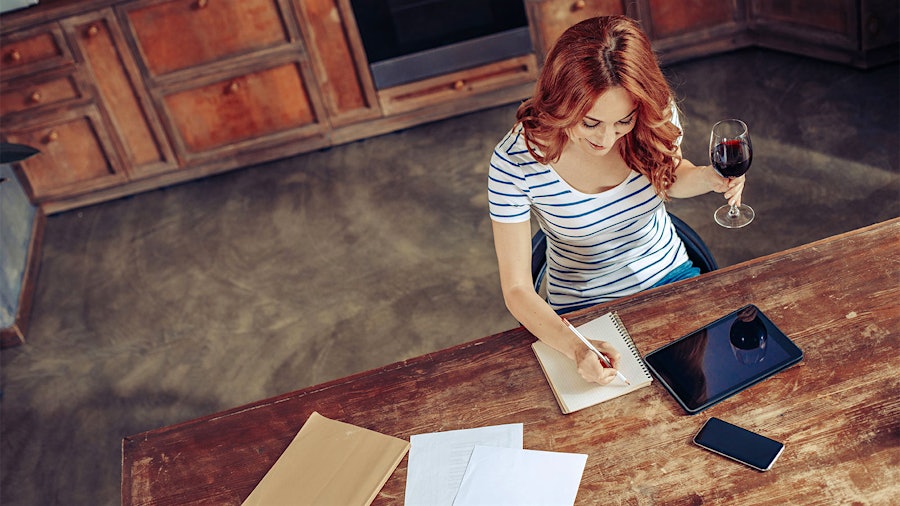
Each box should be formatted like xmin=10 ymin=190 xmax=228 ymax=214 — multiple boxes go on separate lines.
xmin=728 ymin=205 xmax=740 ymax=217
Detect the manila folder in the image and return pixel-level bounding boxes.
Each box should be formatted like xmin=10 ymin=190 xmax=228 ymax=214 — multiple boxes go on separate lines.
xmin=241 ymin=411 xmax=410 ymax=506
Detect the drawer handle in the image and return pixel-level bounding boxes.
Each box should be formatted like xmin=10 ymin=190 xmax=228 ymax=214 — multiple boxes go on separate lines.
xmin=45 ymin=130 xmax=59 ymax=143
xmin=226 ymin=81 xmax=240 ymax=94
xmin=195 ymin=0 xmax=209 ymax=9
xmin=573 ymin=0 xmax=587 ymax=10
xmin=29 ymin=91 xmax=42 ymax=103
xmin=86 ymin=24 xmax=101 ymax=38
xmin=453 ymin=80 xmax=465 ymax=90
xmin=7 ymin=49 xmax=22 ymax=63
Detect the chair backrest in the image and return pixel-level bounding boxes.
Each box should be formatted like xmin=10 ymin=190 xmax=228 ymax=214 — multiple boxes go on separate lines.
xmin=531 ymin=212 xmax=717 ymax=292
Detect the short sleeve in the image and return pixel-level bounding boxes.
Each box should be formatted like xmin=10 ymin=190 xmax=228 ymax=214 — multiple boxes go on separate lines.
xmin=487 ymin=130 xmax=532 ymax=223
xmin=488 ymin=153 xmax=531 ymax=223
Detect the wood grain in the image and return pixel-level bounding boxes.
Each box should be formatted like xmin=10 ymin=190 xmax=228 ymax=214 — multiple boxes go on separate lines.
xmin=122 ymin=218 xmax=900 ymax=505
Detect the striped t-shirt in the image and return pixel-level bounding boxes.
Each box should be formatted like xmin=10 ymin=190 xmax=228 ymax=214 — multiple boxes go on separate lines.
xmin=488 ymin=126 xmax=689 ymax=311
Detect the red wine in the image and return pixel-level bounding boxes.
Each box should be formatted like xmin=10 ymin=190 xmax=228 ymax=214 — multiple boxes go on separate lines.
xmin=712 ymin=139 xmax=752 ymax=178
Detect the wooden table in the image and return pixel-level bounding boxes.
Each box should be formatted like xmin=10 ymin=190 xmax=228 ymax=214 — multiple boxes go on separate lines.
xmin=123 ymin=218 xmax=900 ymax=505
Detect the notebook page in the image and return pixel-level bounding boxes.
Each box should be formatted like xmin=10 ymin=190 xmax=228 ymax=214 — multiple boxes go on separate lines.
xmin=532 ymin=312 xmax=652 ymax=413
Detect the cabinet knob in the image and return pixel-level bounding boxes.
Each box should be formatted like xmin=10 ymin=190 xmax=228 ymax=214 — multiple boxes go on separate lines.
xmin=45 ymin=130 xmax=59 ymax=143
xmin=29 ymin=91 xmax=42 ymax=103
xmin=7 ymin=49 xmax=22 ymax=63
xmin=453 ymin=80 xmax=465 ymax=90
xmin=195 ymin=0 xmax=209 ymax=9
xmin=573 ymin=0 xmax=587 ymax=11
xmin=86 ymin=24 xmax=101 ymax=38
xmin=226 ymin=81 xmax=240 ymax=94
xmin=867 ymin=15 xmax=880 ymax=35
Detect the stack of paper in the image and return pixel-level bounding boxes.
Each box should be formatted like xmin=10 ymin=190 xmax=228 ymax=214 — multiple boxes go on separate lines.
xmin=405 ymin=424 xmax=587 ymax=506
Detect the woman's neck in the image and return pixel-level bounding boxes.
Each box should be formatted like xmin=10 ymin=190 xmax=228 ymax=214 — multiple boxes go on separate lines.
xmin=552 ymin=142 xmax=631 ymax=194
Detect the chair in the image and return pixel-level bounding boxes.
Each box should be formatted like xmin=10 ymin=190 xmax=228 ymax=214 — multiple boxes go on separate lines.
xmin=531 ymin=212 xmax=718 ymax=292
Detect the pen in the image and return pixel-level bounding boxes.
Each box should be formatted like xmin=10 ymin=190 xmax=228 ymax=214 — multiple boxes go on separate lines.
xmin=561 ymin=317 xmax=631 ymax=385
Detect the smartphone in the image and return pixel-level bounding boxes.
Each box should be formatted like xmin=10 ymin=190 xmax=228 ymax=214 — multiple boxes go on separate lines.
xmin=693 ymin=417 xmax=784 ymax=471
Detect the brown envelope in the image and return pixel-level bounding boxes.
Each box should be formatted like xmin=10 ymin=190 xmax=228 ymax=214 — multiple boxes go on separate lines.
xmin=241 ymin=411 xmax=410 ymax=506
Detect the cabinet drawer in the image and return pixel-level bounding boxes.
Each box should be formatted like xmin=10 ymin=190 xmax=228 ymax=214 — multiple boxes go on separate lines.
xmin=163 ymin=62 xmax=320 ymax=153
xmin=125 ymin=0 xmax=291 ymax=76
xmin=528 ymin=0 xmax=627 ymax=58
xmin=1 ymin=74 xmax=84 ymax=116
xmin=378 ymin=55 xmax=539 ymax=116
xmin=0 ymin=24 xmax=73 ymax=78
xmin=3 ymin=107 xmax=126 ymax=200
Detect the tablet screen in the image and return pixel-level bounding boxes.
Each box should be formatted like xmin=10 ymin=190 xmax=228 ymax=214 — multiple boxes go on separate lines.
xmin=644 ymin=305 xmax=803 ymax=414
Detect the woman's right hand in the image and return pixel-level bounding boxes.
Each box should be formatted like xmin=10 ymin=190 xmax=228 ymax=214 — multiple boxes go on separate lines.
xmin=574 ymin=340 xmax=622 ymax=385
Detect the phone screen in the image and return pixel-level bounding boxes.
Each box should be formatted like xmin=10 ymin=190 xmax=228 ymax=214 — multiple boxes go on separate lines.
xmin=693 ymin=417 xmax=784 ymax=471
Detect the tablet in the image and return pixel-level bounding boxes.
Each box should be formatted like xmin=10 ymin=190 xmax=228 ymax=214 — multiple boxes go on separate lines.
xmin=644 ymin=304 xmax=803 ymax=414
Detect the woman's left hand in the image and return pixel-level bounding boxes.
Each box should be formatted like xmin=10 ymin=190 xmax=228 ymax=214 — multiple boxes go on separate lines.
xmin=723 ymin=175 xmax=745 ymax=207
xmin=706 ymin=166 xmax=745 ymax=206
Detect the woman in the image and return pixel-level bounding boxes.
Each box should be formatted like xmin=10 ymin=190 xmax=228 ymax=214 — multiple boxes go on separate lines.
xmin=488 ymin=16 xmax=745 ymax=385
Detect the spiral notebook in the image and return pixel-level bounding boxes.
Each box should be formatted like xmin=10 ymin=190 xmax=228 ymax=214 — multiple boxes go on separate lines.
xmin=532 ymin=312 xmax=653 ymax=414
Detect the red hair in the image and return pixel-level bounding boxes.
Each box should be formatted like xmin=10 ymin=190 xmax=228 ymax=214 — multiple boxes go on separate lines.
xmin=516 ymin=16 xmax=682 ymax=197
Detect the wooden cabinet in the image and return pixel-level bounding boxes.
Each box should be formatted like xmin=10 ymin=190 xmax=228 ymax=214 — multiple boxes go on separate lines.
xmin=1 ymin=21 xmax=127 ymax=201
xmin=120 ymin=0 xmax=328 ymax=165
xmin=527 ymin=0 xmax=898 ymax=67
xmin=1 ymin=0 xmax=895 ymax=212
xmin=751 ymin=0 xmax=899 ymax=67
xmin=0 ymin=11 xmax=173 ymax=206
xmin=526 ymin=0 xmax=747 ymax=64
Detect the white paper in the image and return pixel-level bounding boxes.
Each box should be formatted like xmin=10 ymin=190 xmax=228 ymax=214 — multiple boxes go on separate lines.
xmin=404 ymin=423 xmax=523 ymax=506
xmin=451 ymin=445 xmax=588 ymax=506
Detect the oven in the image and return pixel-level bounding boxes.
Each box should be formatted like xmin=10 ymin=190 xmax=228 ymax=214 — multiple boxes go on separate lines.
xmin=350 ymin=0 xmax=532 ymax=89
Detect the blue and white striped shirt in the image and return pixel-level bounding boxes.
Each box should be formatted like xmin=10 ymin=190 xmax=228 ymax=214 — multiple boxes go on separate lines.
xmin=488 ymin=126 xmax=689 ymax=311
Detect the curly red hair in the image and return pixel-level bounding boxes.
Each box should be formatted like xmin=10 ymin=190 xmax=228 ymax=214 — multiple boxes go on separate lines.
xmin=516 ymin=16 xmax=682 ymax=197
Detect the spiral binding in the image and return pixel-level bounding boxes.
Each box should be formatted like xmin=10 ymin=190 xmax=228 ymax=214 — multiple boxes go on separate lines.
xmin=611 ymin=311 xmax=652 ymax=377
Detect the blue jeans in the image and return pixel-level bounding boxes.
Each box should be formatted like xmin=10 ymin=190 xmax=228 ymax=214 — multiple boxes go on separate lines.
xmin=650 ymin=260 xmax=701 ymax=288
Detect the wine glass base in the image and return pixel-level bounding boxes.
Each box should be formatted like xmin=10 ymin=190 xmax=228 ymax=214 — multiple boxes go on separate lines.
xmin=715 ymin=204 xmax=755 ymax=229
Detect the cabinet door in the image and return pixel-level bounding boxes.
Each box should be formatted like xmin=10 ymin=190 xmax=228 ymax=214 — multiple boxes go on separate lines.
xmin=63 ymin=11 xmax=176 ymax=178
xmin=643 ymin=0 xmax=736 ymax=40
xmin=752 ymin=0 xmax=857 ymax=47
xmin=123 ymin=0 xmax=291 ymax=77
xmin=527 ymin=0 xmax=628 ymax=61
xmin=162 ymin=61 xmax=325 ymax=156
xmin=292 ymin=0 xmax=379 ymax=126
xmin=3 ymin=106 xmax=127 ymax=201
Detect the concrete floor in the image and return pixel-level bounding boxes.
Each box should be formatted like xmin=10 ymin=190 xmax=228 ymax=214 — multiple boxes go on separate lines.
xmin=1 ymin=48 xmax=898 ymax=505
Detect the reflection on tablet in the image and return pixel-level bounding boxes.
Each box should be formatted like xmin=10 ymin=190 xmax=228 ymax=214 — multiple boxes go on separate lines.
xmin=644 ymin=304 xmax=803 ymax=414
xmin=730 ymin=305 xmax=768 ymax=365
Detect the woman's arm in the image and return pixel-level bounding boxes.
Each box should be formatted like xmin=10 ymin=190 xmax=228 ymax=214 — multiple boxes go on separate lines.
xmin=667 ymin=147 xmax=745 ymax=205
xmin=491 ymin=219 xmax=621 ymax=385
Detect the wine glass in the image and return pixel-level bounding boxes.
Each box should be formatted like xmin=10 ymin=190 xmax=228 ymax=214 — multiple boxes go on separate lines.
xmin=709 ymin=119 xmax=754 ymax=228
